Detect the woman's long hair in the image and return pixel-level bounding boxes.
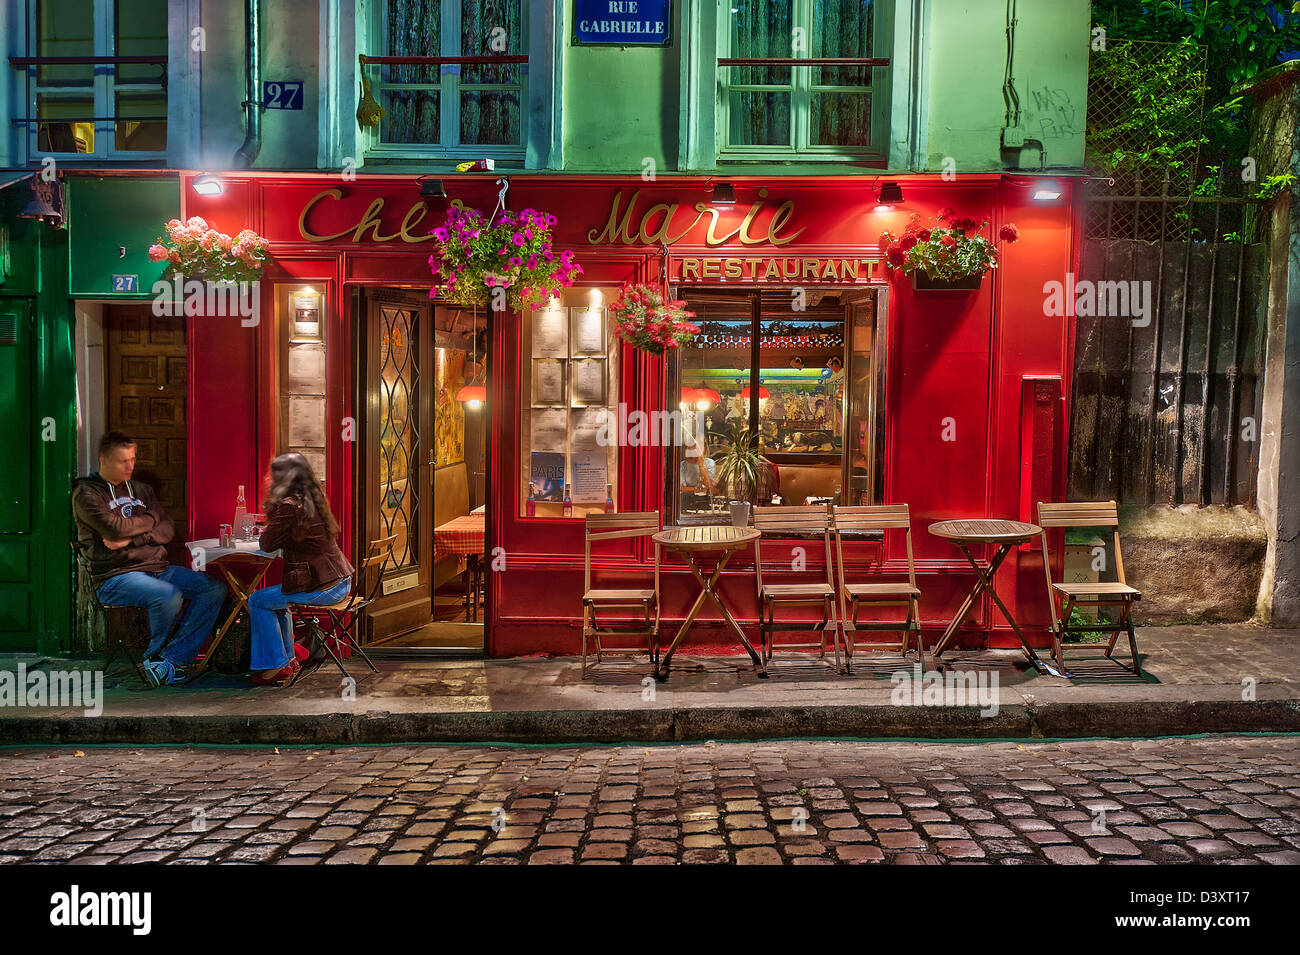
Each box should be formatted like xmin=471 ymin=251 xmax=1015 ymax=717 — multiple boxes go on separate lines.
xmin=263 ymin=452 xmax=339 ymax=535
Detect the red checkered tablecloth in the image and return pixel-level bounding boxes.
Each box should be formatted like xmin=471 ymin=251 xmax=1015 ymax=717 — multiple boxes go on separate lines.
xmin=433 ymin=513 xmax=486 ymax=563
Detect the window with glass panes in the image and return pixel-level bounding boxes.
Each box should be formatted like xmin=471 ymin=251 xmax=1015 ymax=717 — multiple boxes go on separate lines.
xmin=372 ymin=0 xmax=526 ymax=157
xmin=717 ymin=0 xmax=890 ymax=158
xmin=25 ymin=0 xmax=167 ymax=160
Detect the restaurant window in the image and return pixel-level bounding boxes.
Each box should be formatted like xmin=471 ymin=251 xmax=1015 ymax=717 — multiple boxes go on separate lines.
xmin=519 ymin=288 xmax=621 ymax=519
xmin=670 ymin=288 xmax=885 ymax=525
xmin=24 ymin=0 xmax=168 ymax=159
xmin=716 ymin=0 xmax=890 ymax=160
xmin=275 ymin=285 xmax=329 ymax=493
xmin=366 ymin=0 xmax=527 ymax=158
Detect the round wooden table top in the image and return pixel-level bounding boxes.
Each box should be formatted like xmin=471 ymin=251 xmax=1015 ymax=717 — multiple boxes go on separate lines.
xmin=928 ymin=519 xmax=1041 ymax=544
xmin=653 ymin=525 xmax=760 ymax=551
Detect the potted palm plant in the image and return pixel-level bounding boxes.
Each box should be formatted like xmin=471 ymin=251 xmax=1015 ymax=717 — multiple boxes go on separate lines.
xmin=714 ymin=425 xmax=762 ymax=525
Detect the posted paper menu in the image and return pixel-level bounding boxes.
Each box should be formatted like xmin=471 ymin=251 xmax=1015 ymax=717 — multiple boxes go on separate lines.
xmin=573 ymin=307 xmax=604 ymax=354
xmin=532 ymin=359 xmax=565 ymax=405
xmin=571 ymin=359 xmax=604 ymax=406
xmin=571 ymin=407 xmax=608 ymax=451
xmin=532 ymin=307 xmax=568 ymax=358
xmin=531 ymin=408 xmax=567 ymax=453
xmin=571 ymin=451 xmax=608 ymax=504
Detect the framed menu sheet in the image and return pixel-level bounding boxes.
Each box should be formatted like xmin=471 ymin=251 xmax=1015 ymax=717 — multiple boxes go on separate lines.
xmin=570 ymin=358 xmax=605 ymax=407
xmin=530 ymin=407 xmax=567 ymax=453
xmin=532 ymin=358 xmax=566 ymax=406
xmin=531 ymin=306 xmax=568 ymax=358
xmin=571 ymin=307 xmax=605 ymax=356
xmin=570 ymin=406 xmax=608 ymax=451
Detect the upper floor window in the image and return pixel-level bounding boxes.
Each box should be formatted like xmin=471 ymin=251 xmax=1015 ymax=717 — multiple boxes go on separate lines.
xmin=22 ymin=0 xmax=167 ymax=160
xmin=366 ymin=0 xmax=527 ymax=158
xmin=717 ymin=0 xmax=890 ymax=161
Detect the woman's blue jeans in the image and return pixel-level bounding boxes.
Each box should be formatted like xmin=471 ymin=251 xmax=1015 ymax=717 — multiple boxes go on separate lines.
xmin=248 ymin=577 xmax=352 ymax=670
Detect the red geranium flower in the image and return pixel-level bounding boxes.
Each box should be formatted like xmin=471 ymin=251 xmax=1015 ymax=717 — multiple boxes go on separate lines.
xmin=899 ymin=235 xmax=918 ymax=252
xmin=886 ymin=248 xmax=906 ymax=267
xmin=999 ymin=224 xmax=1020 ymax=243
xmin=940 ymin=235 xmax=958 ymax=248
xmin=917 ymin=229 xmax=931 ymax=241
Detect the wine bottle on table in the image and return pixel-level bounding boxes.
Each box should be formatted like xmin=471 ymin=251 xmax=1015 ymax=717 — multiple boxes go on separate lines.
xmin=233 ymin=485 xmax=248 ymax=540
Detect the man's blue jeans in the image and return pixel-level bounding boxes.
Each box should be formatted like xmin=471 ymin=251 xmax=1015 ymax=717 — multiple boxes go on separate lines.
xmin=97 ymin=566 xmax=227 ymax=665
xmin=248 ymin=577 xmax=352 ymax=671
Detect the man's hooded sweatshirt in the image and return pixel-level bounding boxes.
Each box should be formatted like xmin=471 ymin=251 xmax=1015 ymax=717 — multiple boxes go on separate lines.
xmin=72 ymin=473 xmax=175 ymax=587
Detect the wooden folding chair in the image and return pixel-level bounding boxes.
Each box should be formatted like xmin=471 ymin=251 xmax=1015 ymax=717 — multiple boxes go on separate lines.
xmin=289 ymin=534 xmax=396 ymax=683
xmin=753 ymin=505 xmax=842 ymax=671
xmin=582 ymin=511 xmax=661 ymax=678
xmin=71 ymin=541 xmax=152 ymax=687
xmin=832 ymin=504 xmax=924 ymax=673
xmin=1037 ymin=501 xmax=1143 ymax=676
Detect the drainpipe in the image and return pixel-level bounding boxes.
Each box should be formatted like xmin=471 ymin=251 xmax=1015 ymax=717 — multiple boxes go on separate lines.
xmin=232 ymin=0 xmax=261 ymax=168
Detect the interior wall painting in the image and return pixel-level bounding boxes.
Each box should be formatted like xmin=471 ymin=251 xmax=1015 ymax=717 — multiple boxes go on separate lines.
xmin=435 ymin=347 xmax=466 ymax=467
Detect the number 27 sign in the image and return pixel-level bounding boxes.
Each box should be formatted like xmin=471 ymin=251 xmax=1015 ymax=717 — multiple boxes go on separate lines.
xmin=262 ymin=81 xmax=304 ymax=110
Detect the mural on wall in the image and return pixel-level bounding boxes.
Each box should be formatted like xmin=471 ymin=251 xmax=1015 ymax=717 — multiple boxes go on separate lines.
xmin=435 ymin=347 xmax=466 ymax=467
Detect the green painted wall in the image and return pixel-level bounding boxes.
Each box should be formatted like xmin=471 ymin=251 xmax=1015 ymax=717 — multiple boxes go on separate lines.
xmin=68 ymin=177 xmax=179 ymax=299
xmin=924 ymin=0 xmax=1089 ymax=172
xmin=0 ymin=191 xmax=74 ymax=654
xmin=560 ymin=5 xmax=680 ymax=173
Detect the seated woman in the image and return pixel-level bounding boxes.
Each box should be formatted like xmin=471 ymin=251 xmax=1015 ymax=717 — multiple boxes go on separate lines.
xmin=679 ymin=434 xmax=717 ymax=513
xmin=249 ymin=453 xmax=355 ymax=687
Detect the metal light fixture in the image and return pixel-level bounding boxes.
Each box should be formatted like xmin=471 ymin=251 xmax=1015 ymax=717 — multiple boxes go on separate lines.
xmin=712 ymin=182 xmax=736 ymax=205
xmin=876 ymin=181 xmax=904 ymax=209
xmin=419 ymin=178 xmax=447 ymax=200
xmin=192 ymin=174 xmax=225 ymax=196
xmin=456 ymin=307 xmax=486 ymax=409
xmin=1032 ymin=179 xmax=1063 ymax=201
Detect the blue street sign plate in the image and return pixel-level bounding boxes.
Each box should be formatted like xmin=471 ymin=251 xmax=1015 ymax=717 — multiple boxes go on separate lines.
xmin=573 ymin=0 xmax=672 ymax=46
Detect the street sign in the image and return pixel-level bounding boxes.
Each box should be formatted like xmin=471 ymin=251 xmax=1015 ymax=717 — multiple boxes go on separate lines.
xmin=573 ymin=0 xmax=672 ymax=46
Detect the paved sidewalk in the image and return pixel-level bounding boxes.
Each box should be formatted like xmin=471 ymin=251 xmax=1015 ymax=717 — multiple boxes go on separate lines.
xmin=1 ymin=624 xmax=1298 ymax=743
xmin=1 ymin=737 xmax=1298 ymax=864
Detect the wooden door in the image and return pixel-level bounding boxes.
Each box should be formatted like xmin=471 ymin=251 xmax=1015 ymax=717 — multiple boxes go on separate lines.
xmin=359 ymin=290 xmax=435 ymax=640
xmin=105 ymin=305 xmax=188 ymax=562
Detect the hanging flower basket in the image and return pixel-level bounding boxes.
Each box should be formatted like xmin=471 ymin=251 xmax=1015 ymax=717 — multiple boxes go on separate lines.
xmin=609 ymin=284 xmax=699 ymax=356
xmin=428 ymin=204 xmax=582 ymax=311
xmin=148 ymin=217 xmax=271 ymax=284
xmin=881 ymin=210 xmax=1019 ymax=291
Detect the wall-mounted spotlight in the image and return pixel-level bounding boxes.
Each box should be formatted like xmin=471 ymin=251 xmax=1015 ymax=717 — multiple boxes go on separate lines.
xmin=1032 ymin=179 xmax=1063 ymax=201
xmin=192 ymin=174 xmax=225 ymax=196
xmin=712 ymin=182 xmax=736 ymax=205
xmin=419 ymin=177 xmax=447 ymax=200
xmin=874 ymin=181 xmax=904 ymax=211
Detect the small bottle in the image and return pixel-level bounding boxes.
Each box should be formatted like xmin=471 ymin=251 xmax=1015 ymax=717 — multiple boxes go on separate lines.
xmin=604 ymin=483 xmax=615 ymax=514
xmin=233 ymin=485 xmax=248 ymax=539
xmin=562 ymin=479 xmax=573 ymax=519
xmin=526 ymin=482 xmax=536 ymax=518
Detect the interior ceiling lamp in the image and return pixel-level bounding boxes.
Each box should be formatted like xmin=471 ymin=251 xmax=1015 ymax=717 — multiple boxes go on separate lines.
xmin=695 ymin=388 xmax=721 ymax=410
xmin=712 ymin=182 xmax=736 ymax=205
xmin=680 ymin=387 xmax=701 ymax=407
xmin=192 ymin=174 xmax=225 ymax=196
xmin=739 ymin=384 xmax=770 ymax=400
xmin=875 ymin=181 xmax=904 ymax=210
xmin=1032 ymin=178 xmax=1063 ymax=201
xmin=419 ymin=177 xmax=447 ymax=200
xmin=456 ymin=308 xmax=486 ymax=408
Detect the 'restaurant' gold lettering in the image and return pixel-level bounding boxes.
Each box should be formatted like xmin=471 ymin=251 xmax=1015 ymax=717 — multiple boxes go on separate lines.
xmin=841 ymin=260 xmax=859 ymax=279
xmin=702 ymin=259 xmax=721 ymax=278
xmin=724 ymin=258 xmax=743 ymax=278
xmin=821 ymin=259 xmax=838 ymax=280
xmin=681 ymin=259 xmax=701 ymax=280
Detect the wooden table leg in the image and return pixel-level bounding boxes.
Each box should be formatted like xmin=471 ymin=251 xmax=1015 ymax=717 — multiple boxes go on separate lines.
xmin=654 ymin=561 xmax=715 ymax=681
xmin=655 ymin=548 xmax=767 ymax=680
xmin=931 ymin=544 xmax=1004 ymax=659
xmin=187 ymin=561 xmax=270 ymax=680
xmin=699 ymin=563 xmax=766 ymax=676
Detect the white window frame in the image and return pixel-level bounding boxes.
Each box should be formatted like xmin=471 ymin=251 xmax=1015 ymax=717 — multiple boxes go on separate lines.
xmin=364 ymin=0 xmax=528 ymax=161
xmin=715 ymin=0 xmax=892 ymax=163
xmin=23 ymin=0 xmax=168 ymax=164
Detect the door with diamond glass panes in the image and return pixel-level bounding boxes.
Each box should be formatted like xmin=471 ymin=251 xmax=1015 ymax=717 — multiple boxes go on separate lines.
xmin=359 ymin=291 xmax=434 ymax=640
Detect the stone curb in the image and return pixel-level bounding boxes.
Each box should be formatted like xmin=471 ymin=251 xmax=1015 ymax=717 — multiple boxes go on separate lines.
xmin=2 ymin=700 xmax=1298 ymax=745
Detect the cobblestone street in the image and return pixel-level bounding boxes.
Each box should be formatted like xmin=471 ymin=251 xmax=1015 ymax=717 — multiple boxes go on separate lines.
xmin=1 ymin=736 xmax=1298 ymax=865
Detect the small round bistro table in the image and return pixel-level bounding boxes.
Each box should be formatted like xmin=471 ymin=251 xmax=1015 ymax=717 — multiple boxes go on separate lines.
xmin=652 ymin=525 xmax=765 ymax=681
xmin=928 ymin=519 xmax=1057 ymax=675
xmin=184 ymin=538 xmax=279 ymax=680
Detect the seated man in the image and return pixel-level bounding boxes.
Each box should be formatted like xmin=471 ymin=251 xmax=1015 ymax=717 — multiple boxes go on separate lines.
xmin=72 ymin=431 xmax=225 ymax=686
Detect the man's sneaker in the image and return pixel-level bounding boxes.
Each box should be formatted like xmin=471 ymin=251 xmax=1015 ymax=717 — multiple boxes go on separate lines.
xmin=142 ymin=658 xmax=183 ymax=688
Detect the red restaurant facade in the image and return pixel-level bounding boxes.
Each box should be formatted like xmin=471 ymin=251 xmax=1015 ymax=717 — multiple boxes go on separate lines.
xmin=178 ymin=172 xmax=1078 ymax=657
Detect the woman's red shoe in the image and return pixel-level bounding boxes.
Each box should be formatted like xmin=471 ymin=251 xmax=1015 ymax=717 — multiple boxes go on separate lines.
xmin=251 ymin=659 xmax=301 ymax=687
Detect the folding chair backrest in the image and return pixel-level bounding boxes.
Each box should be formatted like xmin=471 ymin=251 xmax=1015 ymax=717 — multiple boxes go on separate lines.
xmin=358 ymin=533 xmax=398 ymax=608
xmin=1037 ymin=500 xmax=1128 ymax=586
xmin=583 ymin=511 xmax=661 ymax=594
xmin=753 ymin=504 xmax=833 ymax=593
xmin=831 ymin=504 xmax=917 ymax=591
